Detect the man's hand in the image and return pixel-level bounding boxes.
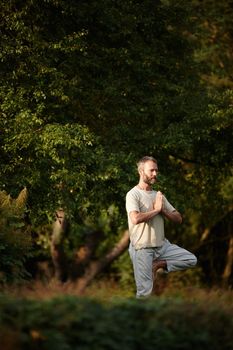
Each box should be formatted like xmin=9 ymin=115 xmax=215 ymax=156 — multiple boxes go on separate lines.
xmin=153 ymin=191 xmax=163 ymax=212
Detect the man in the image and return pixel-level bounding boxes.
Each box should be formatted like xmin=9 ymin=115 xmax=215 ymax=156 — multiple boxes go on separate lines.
xmin=126 ymin=156 xmax=197 ymax=298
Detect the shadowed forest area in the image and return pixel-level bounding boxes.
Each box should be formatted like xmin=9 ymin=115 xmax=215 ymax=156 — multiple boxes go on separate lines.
xmin=0 ymin=0 xmax=233 ymax=348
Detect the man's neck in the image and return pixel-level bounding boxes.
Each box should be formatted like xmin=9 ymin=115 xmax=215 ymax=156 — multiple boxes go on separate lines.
xmin=137 ymin=182 xmax=152 ymax=191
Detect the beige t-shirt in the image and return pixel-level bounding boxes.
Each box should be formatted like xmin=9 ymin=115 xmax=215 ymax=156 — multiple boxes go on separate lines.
xmin=126 ymin=186 xmax=176 ymax=250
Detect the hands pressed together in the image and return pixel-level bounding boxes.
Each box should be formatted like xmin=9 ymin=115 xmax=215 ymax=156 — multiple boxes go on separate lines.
xmin=154 ymin=191 xmax=182 ymax=224
xmin=153 ymin=191 xmax=163 ymax=212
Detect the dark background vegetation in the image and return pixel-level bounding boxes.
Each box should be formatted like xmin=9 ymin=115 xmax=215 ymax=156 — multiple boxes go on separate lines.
xmin=0 ymin=0 xmax=233 ymax=348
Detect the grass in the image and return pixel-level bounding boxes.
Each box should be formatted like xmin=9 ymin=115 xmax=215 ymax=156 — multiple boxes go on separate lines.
xmin=1 ymin=276 xmax=233 ymax=311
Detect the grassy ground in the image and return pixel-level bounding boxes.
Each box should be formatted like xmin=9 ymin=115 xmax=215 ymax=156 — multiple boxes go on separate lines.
xmin=1 ymin=276 xmax=233 ymax=311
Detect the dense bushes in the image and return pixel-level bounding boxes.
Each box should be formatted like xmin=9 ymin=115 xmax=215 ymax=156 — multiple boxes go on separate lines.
xmin=0 ymin=189 xmax=33 ymax=284
xmin=0 ymin=295 xmax=232 ymax=350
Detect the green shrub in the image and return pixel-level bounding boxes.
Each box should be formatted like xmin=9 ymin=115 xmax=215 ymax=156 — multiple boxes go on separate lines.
xmin=0 ymin=295 xmax=232 ymax=350
xmin=0 ymin=189 xmax=32 ymax=284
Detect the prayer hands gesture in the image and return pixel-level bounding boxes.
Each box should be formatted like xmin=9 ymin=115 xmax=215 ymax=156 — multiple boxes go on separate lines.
xmin=153 ymin=191 xmax=163 ymax=212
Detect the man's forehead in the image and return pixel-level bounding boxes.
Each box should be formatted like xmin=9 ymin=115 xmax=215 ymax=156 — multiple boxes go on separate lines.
xmin=144 ymin=161 xmax=158 ymax=170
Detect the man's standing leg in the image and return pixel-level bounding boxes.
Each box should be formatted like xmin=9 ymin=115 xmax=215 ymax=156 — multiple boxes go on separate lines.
xmin=129 ymin=244 xmax=154 ymax=298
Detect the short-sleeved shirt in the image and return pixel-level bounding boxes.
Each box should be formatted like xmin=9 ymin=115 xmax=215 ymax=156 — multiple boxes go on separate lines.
xmin=126 ymin=186 xmax=176 ymax=250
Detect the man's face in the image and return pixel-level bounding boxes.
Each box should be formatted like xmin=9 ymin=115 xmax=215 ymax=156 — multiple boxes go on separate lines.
xmin=140 ymin=160 xmax=158 ymax=185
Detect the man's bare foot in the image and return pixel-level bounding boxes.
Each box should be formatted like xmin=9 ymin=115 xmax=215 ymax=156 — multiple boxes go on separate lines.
xmin=152 ymin=259 xmax=168 ymax=295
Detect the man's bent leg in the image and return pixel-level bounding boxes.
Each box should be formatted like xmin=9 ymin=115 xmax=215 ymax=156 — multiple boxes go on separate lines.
xmin=159 ymin=239 xmax=197 ymax=272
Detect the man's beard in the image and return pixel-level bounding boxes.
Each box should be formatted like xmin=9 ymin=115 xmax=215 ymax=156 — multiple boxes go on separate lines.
xmin=143 ymin=174 xmax=156 ymax=185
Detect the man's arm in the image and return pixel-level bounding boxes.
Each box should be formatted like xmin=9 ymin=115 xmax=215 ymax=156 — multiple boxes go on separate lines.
xmin=161 ymin=208 xmax=182 ymax=224
xmin=129 ymin=191 xmax=163 ymax=225
xmin=129 ymin=208 xmax=160 ymax=225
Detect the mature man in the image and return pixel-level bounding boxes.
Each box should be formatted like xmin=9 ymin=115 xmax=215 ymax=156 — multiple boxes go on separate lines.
xmin=126 ymin=156 xmax=197 ymax=298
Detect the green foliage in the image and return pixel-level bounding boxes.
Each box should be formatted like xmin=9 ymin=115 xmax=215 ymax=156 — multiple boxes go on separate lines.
xmin=0 ymin=0 xmax=199 ymax=222
xmin=0 ymin=189 xmax=32 ymax=284
xmin=0 ymin=294 xmax=232 ymax=350
xmin=192 ymin=0 xmax=233 ymax=89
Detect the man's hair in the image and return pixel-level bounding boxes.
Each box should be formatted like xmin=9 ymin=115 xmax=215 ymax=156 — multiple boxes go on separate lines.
xmin=137 ymin=156 xmax=157 ymax=172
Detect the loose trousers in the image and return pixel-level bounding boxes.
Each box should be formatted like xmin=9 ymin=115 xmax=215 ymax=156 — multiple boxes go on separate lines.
xmin=129 ymin=239 xmax=197 ymax=298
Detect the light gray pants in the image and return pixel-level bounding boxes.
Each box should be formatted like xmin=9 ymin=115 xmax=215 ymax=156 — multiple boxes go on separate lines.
xmin=129 ymin=239 xmax=197 ymax=298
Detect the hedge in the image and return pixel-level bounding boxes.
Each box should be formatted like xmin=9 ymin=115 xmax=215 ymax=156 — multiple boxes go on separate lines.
xmin=0 ymin=295 xmax=232 ymax=350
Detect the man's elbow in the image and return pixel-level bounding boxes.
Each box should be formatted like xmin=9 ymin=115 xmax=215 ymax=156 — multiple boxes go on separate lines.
xmin=177 ymin=213 xmax=182 ymax=224
xmin=172 ymin=211 xmax=182 ymax=224
xmin=130 ymin=212 xmax=140 ymax=225
xmin=131 ymin=217 xmax=140 ymax=225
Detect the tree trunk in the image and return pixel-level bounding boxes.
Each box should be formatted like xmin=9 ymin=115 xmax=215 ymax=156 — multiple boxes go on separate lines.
xmin=50 ymin=209 xmax=68 ymax=282
xmin=222 ymin=236 xmax=233 ymax=288
xmin=68 ymin=230 xmax=130 ymax=294
xmin=70 ymin=230 xmax=103 ymax=279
